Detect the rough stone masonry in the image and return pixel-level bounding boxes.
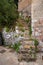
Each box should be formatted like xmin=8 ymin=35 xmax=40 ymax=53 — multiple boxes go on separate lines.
xmin=31 ymin=0 xmax=43 ymax=42
xmin=18 ymin=0 xmax=43 ymax=42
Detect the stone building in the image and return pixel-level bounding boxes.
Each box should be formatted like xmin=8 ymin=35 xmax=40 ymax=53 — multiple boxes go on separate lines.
xmin=32 ymin=0 xmax=43 ymax=41
xmin=18 ymin=0 xmax=31 ymax=17
xmin=18 ymin=0 xmax=43 ymax=42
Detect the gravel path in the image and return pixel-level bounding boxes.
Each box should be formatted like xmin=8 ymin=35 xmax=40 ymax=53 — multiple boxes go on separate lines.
xmin=0 ymin=46 xmax=43 ymax=65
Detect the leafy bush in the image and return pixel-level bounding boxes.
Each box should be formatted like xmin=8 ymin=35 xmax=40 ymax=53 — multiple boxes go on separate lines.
xmin=12 ymin=42 xmax=21 ymax=52
xmin=30 ymin=38 xmax=39 ymax=47
xmin=4 ymin=27 xmax=10 ymax=32
xmin=25 ymin=16 xmax=32 ymax=36
xmin=29 ymin=38 xmax=39 ymax=52
xmin=0 ymin=0 xmax=18 ymax=29
xmin=34 ymin=39 xmax=39 ymax=47
xmin=34 ymin=39 xmax=39 ymax=52
xmin=29 ymin=26 xmax=32 ymax=36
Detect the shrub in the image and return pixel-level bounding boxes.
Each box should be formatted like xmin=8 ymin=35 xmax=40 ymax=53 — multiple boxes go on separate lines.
xmin=29 ymin=38 xmax=39 ymax=52
xmin=34 ymin=39 xmax=39 ymax=52
xmin=34 ymin=39 xmax=39 ymax=47
xmin=0 ymin=0 xmax=18 ymax=30
xmin=12 ymin=42 xmax=21 ymax=52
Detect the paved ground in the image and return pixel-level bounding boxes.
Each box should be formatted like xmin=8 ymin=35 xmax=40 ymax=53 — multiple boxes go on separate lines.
xmin=0 ymin=46 xmax=43 ymax=65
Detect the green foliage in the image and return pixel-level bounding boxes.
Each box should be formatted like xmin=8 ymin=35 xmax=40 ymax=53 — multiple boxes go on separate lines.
xmin=29 ymin=38 xmax=39 ymax=47
xmin=30 ymin=46 xmax=33 ymax=56
xmin=20 ymin=28 xmax=25 ymax=32
xmin=25 ymin=16 xmax=31 ymax=23
xmin=30 ymin=46 xmax=33 ymax=50
xmin=31 ymin=39 xmax=39 ymax=52
xmin=14 ymin=0 xmax=18 ymax=8
xmin=12 ymin=42 xmax=21 ymax=52
xmin=34 ymin=39 xmax=39 ymax=47
xmin=5 ymin=27 xmax=10 ymax=32
xmin=34 ymin=39 xmax=39 ymax=52
xmin=29 ymin=38 xmax=39 ymax=52
xmin=29 ymin=25 xmax=32 ymax=36
xmin=15 ymin=35 xmax=18 ymax=37
xmin=21 ymin=34 xmax=23 ymax=37
xmin=0 ymin=0 xmax=18 ymax=29
xmin=17 ymin=23 xmax=23 ymax=27
xmin=25 ymin=16 xmax=32 ymax=36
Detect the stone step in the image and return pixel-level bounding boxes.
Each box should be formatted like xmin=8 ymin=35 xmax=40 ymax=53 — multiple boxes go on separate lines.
xmin=21 ymin=41 xmax=33 ymax=44
xmin=18 ymin=50 xmax=30 ymax=54
xmin=20 ymin=38 xmax=31 ymax=41
xmin=20 ymin=40 xmax=34 ymax=45
xmin=18 ymin=45 xmax=36 ymax=61
xmin=18 ymin=50 xmax=36 ymax=61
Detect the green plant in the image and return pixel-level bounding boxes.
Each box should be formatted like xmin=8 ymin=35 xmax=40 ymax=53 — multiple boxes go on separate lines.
xmin=34 ymin=39 xmax=39 ymax=52
xmin=29 ymin=26 xmax=32 ymax=36
xmin=5 ymin=27 xmax=10 ymax=32
xmin=29 ymin=38 xmax=39 ymax=52
xmin=30 ymin=46 xmax=33 ymax=50
xmin=30 ymin=46 xmax=36 ymax=59
xmin=0 ymin=0 xmax=18 ymax=29
xmin=20 ymin=28 xmax=25 ymax=32
xmin=25 ymin=16 xmax=32 ymax=36
xmin=12 ymin=42 xmax=21 ymax=52
xmin=34 ymin=39 xmax=39 ymax=47
xmin=21 ymin=34 xmax=23 ymax=37
xmin=15 ymin=35 xmax=18 ymax=37
xmin=17 ymin=22 xmax=23 ymax=27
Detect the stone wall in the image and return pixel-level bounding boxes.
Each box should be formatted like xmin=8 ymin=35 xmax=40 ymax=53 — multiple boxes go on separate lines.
xmin=18 ymin=0 xmax=43 ymax=42
xmin=18 ymin=0 xmax=31 ymax=11
xmin=18 ymin=0 xmax=31 ymax=16
xmin=31 ymin=0 xmax=43 ymax=41
xmin=31 ymin=0 xmax=43 ymax=20
xmin=32 ymin=19 xmax=43 ymax=41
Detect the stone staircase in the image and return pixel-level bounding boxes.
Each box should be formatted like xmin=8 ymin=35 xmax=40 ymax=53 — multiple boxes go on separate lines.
xmin=17 ymin=19 xmax=36 ymax=61
xmin=20 ymin=38 xmax=34 ymax=45
xmin=18 ymin=42 xmax=36 ymax=62
xmin=18 ymin=38 xmax=36 ymax=62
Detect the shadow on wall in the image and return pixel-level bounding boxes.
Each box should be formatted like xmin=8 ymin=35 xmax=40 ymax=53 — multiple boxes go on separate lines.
xmin=0 ymin=32 xmax=4 ymax=45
